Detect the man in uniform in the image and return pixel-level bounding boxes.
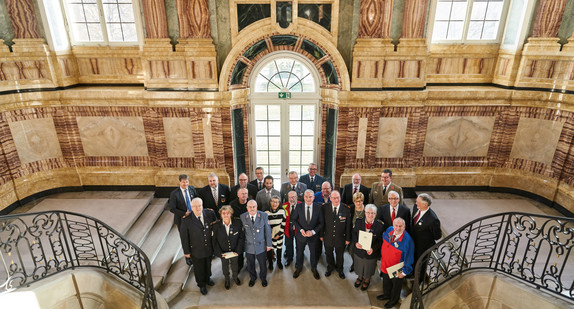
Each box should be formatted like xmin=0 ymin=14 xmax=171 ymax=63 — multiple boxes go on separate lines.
xmin=241 ymin=200 xmax=272 ymax=287
xmin=321 ymin=191 xmax=351 ymax=279
xmin=370 ymin=169 xmax=403 ymax=207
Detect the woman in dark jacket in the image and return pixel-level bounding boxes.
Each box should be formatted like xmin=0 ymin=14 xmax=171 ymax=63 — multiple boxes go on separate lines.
xmin=352 ymin=203 xmax=384 ymax=291
xmin=212 ymin=205 xmax=245 ymax=290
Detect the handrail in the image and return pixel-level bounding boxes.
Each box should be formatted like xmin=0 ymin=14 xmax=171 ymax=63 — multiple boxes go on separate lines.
xmin=410 ymin=212 xmax=574 ymax=309
xmin=0 ymin=211 xmax=157 ymax=309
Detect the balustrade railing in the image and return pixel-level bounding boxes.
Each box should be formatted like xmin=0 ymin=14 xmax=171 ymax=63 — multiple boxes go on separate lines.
xmin=0 ymin=211 xmax=157 ymax=309
xmin=411 ymin=212 xmax=574 ymax=309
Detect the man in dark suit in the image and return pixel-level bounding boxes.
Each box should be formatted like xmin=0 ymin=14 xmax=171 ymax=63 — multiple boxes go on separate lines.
xmin=229 ymin=188 xmax=251 ymax=219
xmin=411 ymin=193 xmax=442 ymax=281
xmin=241 ymin=200 xmax=272 ymax=287
xmin=282 ymin=190 xmax=301 ymax=266
xmin=212 ymin=205 xmax=244 ymax=290
xmin=378 ymin=190 xmax=411 ymax=232
xmin=249 ymin=166 xmax=266 ymax=192
xmin=299 ymin=163 xmax=325 ymax=193
xmin=341 ymin=173 xmax=370 ymax=206
xmin=198 ymin=172 xmax=231 ymax=217
xmin=321 ymin=191 xmax=351 ymax=279
xmin=280 ymin=171 xmax=307 ymax=202
xmin=291 ymin=189 xmax=324 ymax=280
xmin=230 ymin=173 xmax=258 ymax=203
xmin=370 ymin=169 xmax=403 ymax=207
xmin=255 ymin=175 xmax=280 ymax=211
xmin=169 ymin=174 xmax=197 ymax=228
xmin=180 ymin=197 xmax=217 ymax=295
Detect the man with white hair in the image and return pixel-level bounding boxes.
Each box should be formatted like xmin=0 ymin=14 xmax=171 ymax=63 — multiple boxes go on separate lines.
xmin=377 ymin=190 xmax=411 ymax=232
xmin=411 ymin=193 xmax=441 ymax=281
xmin=198 ymin=172 xmax=231 ymax=217
xmin=341 ymin=173 xmax=370 ymax=206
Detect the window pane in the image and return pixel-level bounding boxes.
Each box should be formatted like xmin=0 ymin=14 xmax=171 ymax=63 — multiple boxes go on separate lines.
xmin=268 ymin=136 xmax=281 ymax=150
xmin=450 ymin=2 xmax=468 ymax=20
xmin=256 ymin=151 xmax=269 ymax=164
xmin=254 ymin=105 xmax=268 ymax=120
xmin=301 ymin=136 xmax=314 ymax=150
xmin=485 ymin=1 xmax=504 ymax=20
xmin=482 ymin=21 xmax=499 ymax=40
xmin=301 ymin=151 xmax=314 ymax=163
xmin=300 ymin=121 xmax=314 ymax=135
xmin=72 ymin=24 xmax=90 ymax=41
xmin=84 ymin=3 xmax=100 ymax=22
xmin=254 ymin=58 xmax=315 ymax=93
xmin=290 ymin=105 xmax=302 ymax=120
xmin=268 ymin=121 xmax=281 ymax=136
xmin=267 ymin=105 xmax=281 ymax=120
xmin=467 ymin=21 xmax=484 ymax=40
xmin=290 ymin=121 xmax=302 ymax=135
xmin=256 ymin=136 xmax=268 ymax=149
xmin=107 ymin=23 xmax=124 ymax=41
xmin=269 ymin=151 xmax=281 ymax=164
xmin=302 ymin=105 xmax=314 ymax=120
xmin=470 ymin=2 xmax=487 ymax=20
xmin=289 ymin=152 xmax=301 ymax=165
xmin=255 ymin=121 xmax=268 ymax=135
xmin=103 ymin=3 xmax=120 ymax=22
xmin=290 ymin=136 xmax=301 ymax=150
xmin=87 ymin=23 xmax=104 ymax=41
xmin=447 ymin=21 xmax=464 ymax=40
xmin=433 ymin=21 xmax=449 ymax=40
xmin=68 ymin=4 xmax=88 ymax=23
xmin=435 ymin=2 xmax=452 ymax=20
xmin=119 ymin=3 xmax=135 ymax=22
xmin=121 ymin=23 xmax=138 ymax=41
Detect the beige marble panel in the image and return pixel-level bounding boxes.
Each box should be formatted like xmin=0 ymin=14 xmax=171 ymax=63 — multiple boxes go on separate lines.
xmin=163 ymin=117 xmax=195 ymax=158
xmin=9 ymin=117 xmax=63 ymax=164
xmin=375 ymin=117 xmax=408 ymax=158
xmin=356 ymin=117 xmax=368 ymax=159
xmin=424 ymin=116 xmax=495 ymax=157
xmin=510 ymin=118 xmax=565 ymax=165
xmin=77 ymin=117 xmax=149 ymax=157
xmin=202 ymin=116 xmax=214 ymax=159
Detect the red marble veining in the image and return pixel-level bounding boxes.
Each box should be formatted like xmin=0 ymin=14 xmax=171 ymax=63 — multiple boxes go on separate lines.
xmin=401 ymin=0 xmax=429 ymax=39
xmin=177 ymin=0 xmax=211 ymax=38
xmin=141 ymin=0 xmax=169 ymax=38
xmin=531 ymin=0 xmax=568 ymax=38
xmin=5 ymin=0 xmax=41 ymax=39
xmin=358 ymin=0 xmax=393 ymax=38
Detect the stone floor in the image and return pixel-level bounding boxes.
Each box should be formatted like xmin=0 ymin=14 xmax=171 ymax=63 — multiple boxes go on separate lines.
xmin=10 ymin=190 xmax=569 ymax=309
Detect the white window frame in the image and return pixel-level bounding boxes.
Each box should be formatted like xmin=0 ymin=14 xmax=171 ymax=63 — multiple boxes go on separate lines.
xmin=428 ymin=0 xmax=511 ymax=45
xmin=248 ymin=52 xmax=322 ymax=186
xmin=58 ymin=0 xmax=144 ymax=46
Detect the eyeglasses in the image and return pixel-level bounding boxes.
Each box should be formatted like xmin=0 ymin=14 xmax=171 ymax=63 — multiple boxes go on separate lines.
xmin=388 ymin=197 xmax=399 ymax=200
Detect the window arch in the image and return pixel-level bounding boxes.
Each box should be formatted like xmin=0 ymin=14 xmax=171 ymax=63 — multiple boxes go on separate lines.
xmin=253 ymin=58 xmax=316 ymax=93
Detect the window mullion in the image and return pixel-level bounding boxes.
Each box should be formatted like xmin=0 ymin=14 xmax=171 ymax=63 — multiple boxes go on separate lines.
xmin=461 ymin=0 xmax=473 ymax=43
xmin=97 ymin=0 xmax=109 ymax=45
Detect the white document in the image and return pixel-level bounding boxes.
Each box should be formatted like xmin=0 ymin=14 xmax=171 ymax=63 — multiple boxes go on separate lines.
xmin=222 ymin=252 xmax=238 ymax=259
xmin=358 ymin=230 xmax=372 ymax=251
xmin=387 ymin=262 xmax=404 ymax=279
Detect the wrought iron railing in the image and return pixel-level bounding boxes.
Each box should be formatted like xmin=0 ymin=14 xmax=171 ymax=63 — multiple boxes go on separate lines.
xmin=411 ymin=212 xmax=574 ymax=309
xmin=0 ymin=211 xmax=157 ymax=309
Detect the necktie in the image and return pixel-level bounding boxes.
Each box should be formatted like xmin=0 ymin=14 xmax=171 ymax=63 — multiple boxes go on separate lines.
xmin=251 ymin=216 xmax=255 ymax=224
xmin=306 ymin=206 xmax=311 ymax=224
xmin=184 ymin=190 xmax=191 ymax=212
xmin=382 ymin=185 xmax=387 ymax=196
xmin=391 ymin=235 xmax=395 ymax=243
xmin=310 ymin=177 xmax=314 ymax=184
xmin=333 ymin=206 xmax=338 ymax=216
xmin=353 ymin=186 xmax=357 ymax=194
xmin=267 ymin=191 xmax=271 ymax=199
xmin=212 ymin=187 xmax=217 ymax=202
xmin=199 ymin=215 xmax=204 ymax=227
xmin=292 ymin=185 xmax=296 ymax=191
xmin=413 ymin=211 xmax=420 ymax=224
xmin=391 ymin=207 xmax=396 ymax=221
xmin=258 ymin=181 xmax=262 ymax=190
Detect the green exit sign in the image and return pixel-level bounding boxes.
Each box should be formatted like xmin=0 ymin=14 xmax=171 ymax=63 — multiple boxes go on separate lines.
xmin=278 ymin=92 xmax=291 ymax=99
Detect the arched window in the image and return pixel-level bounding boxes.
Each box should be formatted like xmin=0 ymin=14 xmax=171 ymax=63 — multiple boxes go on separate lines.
xmin=253 ymin=58 xmax=316 ymax=93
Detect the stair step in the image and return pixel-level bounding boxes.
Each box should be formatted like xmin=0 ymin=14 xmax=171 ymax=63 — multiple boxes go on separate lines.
xmin=126 ymin=198 xmax=168 ymax=246
xmin=151 ymin=225 xmax=182 ymax=289
xmin=160 ymin=253 xmax=193 ymax=303
xmin=140 ymin=210 xmax=174 ymax=264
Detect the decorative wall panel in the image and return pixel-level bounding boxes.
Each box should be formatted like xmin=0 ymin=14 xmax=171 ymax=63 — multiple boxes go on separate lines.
xmin=423 ymin=116 xmax=495 ymax=157
xmin=376 ymin=117 xmax=408 ymax=158
xmin=76 ymin=117 xmax=149 ymax=157
xmin=8 ymin=118 xmax=63 ymax=165
xmin=510 ymin=118 xmax=565 ymax=166
xmin=163 ymin=118 xmax=195 ymax=158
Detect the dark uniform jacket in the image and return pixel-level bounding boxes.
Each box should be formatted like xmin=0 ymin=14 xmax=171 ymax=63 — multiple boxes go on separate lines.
xmin=212 ymin=218 xmax=245 ymax=256
xmin=341 ymin=183 xmax=370 ymax=206
xmin=229 ymin=183 xmax=258 ymax=203
xmin=411 ymin=205 xmax=441 ymax=261
xmin=321 ymin=202 xmax=352 ymax=248
xmin=169 ymin=186 xmax=197 ymax=227
xmin=198 ymin=184 xmax=231 ymax=215
xmin=377 ymin=203 xmax=412 ymax=233
xmin=352 ymin=217 xmax=385 ymax=260
xmin=291 ymin=202 xmax=324 ymax=240
xmin=179 ymin=209 xmax=217 ymax=258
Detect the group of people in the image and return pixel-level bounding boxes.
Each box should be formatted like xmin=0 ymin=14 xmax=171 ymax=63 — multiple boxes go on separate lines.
xmin=169 ymin=165 xmax=441 ymax=308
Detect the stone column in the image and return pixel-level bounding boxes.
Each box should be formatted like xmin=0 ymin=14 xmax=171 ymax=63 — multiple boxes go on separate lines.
xmin=177 ymin=0 xmax=211 ymax=38
xmin=530 ymin=0 xmax=567 ymax=38
xmin=401 ymin=0 xmax=428 ymax=39
xmin=141 ymin=0 xmax=170 ymax=39
xmin=5 ymin=0 xmax=41 ymax=39
xmin=357 ymin=0 xmax=393 ymax=38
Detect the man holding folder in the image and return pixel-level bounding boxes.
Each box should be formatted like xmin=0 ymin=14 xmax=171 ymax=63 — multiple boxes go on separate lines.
xmin=377 ymin=217 xmax=414 ymax=308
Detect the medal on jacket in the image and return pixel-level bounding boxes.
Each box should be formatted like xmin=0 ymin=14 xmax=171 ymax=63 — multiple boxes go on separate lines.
xmin=394 ymin=242 xmax=399 ymax=248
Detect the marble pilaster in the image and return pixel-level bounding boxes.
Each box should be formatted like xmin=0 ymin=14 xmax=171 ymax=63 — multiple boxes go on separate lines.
xmin=5 ymin=0 xmax=41 ymax=39
xmin=531 ymin=0 xmax=568 ymax=38
xmin=177 ymin=0 xmax=211 ymax=39
xmin=357 ymin=0 xmax=393 ymax=38
xmin=401 ymin=0 xmax=429 ymax=39
xmin=141 ymin=0 xmax=169 ymax=38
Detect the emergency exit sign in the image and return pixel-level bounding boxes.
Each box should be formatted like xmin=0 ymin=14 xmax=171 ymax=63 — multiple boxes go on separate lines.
xmin=278 ymin=92 xmax=291 ymax=99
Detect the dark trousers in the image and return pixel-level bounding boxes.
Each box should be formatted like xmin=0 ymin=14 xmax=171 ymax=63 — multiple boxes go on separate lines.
xmin=284 ymin=231 xmax=295 ymax=260
xmin=325 ymin=245 xmax=345 ymax=272
xmin=246 ymin=251 xmax=267 ymax=281
xmin=382 ymin=272 xmax=404 ymax=306
xmin=295 ymin=235 xmax=318 ymax=270
xmin=221 ymin=255 xmax=239 ymax=280
xmin=191 ymin=256 xmax=211 ymax=287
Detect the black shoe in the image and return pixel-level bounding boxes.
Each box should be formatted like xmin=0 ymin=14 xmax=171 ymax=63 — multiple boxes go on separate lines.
xmin=312 ymin=269 xmax=320 ymax=280
xmin=234 ymin=278 xmax=241 ymax=286
xmin=224 ymin=279 xmax=230 ymax=290
xmin=185 ymin=257 xmax=192 ymax=266
xmin=293 ymin=268 xmax=301 ymax=278
xmin=200 ymin=287 xmax=208 ymax=295
xmin=268 ymin=264 xmax=274 ymax=271
xmin=325 ymin=269 xmax=332 ymax=277
xmin=262 ymin=280 xmax=268 ymax=287
xmin=384 ymin=301 xmax=396 ymax=308
xmin=278 ymin=262 xmax=283 ymax=269
xmin=248 ymin=280 xmax=255 ymax=287
xmin=207 ymin=278 xmax=215 ymax=286
xmin=284 ymin=259 xmax=292 ymax=266
xmin=376 ymin=294 xmax=390 ymax=301
xmin=338 ymin=271 xmax=345 ymax=279
xmin=354 ymin=277 xmax=363 ymax=288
